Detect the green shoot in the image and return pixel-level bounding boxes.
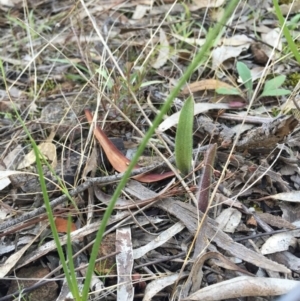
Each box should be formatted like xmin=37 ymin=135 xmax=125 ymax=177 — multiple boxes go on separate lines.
xmin=175 ymin=96 xmax=194 ymax=175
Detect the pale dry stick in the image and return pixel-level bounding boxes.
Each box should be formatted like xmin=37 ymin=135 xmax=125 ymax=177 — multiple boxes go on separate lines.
xmin=80 ymin=1 xmax=198 ymax=204
xmin=277 ymin=284 xmax=300 ymax=301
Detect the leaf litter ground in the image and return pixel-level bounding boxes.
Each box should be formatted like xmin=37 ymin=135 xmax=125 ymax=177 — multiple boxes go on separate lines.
xmin=0 ymin=0 xmax=300 ymax=300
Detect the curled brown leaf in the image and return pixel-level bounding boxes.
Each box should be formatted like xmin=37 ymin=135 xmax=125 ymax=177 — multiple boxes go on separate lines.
xmin=84 ymin=109 xmax=174 ymax=183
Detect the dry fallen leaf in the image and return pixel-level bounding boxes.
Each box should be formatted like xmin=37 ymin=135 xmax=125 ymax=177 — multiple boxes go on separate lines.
xmin=0 ymin=167 xmax=12 ymax=190
xmin=55 ymin=217 xmax=77 ymax=233
xmin=248 ymin=65 xmax=267 ymax=82
xmin=0 ymin=145 xmax=24 ymax=190
xmin=212 ymin=44 xmax=251 ymax=70
xmin=257 ymin=212 xmax=296 ymax=230
xmin=17 ymin=142 xmax=57 ymax=169
xmin=0 ymin=224 xmax=47 ymax=278
xmin=183 ymin=276 xmax=299 ymax=301
xmin=261 ymin=230 xmax=300 ymax=255
xmin=152 ymin=28 xmax=169 ymax=69
xmin=132 ymin=5 xmax=149 ymax=19
xmin=144 ymin=273 xmax=188 ymax=301
xmin=158 ymin=103 xmax=230 ymax=132
xmin=261 ymin=28 xmax=282 ymax=60
xmin=0 ymin=170 xmax=29 ymax=190
xmin=181 ymin=252 xmax=253 ymax=298
xmin=219 ymin=34 xmax=253 ymax=46
xmin=85 ymin=109 xmax=174 ymax=183
xmin=215 ymin=208 xmax=242 ymax=233
xmin=192 ymin=0 xmax=225 ymax=9
xmin=133 ymin=222 xmax=185 ymax=259
xmin=116 ymin=227 xmax=134 ymax=300
xmin=279 ymin=0 xmax=300 ymax=15
xmin=257 ymin=191 xmax=300 ymax=203
xmin=0 ymin=0 xmax=22 ymax=7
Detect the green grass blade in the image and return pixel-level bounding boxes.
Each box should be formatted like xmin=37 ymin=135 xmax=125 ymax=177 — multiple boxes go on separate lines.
xmin=273 ymin=0 xmax=300 ymax=64
xmin=67 ymin=216 xmax=81 ymax=300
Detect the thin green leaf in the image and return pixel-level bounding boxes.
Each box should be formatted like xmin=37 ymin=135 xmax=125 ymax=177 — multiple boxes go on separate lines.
xmin=175 ymin=96 xmax=194 ymax=175
xmin=216 ymin=87 xmax=241 ymax=95
xmin=263 ymin=75 xmax=286 ymax=91
xmin=273 ymin=0 xmax=300 ymax=64
xmin=237 ymin=62 xmax=252 ymax=96
xmin=260 ymin=88 xmax=291 ymax=97
xmin=67 ymin=216 xmax=80 ymax=300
